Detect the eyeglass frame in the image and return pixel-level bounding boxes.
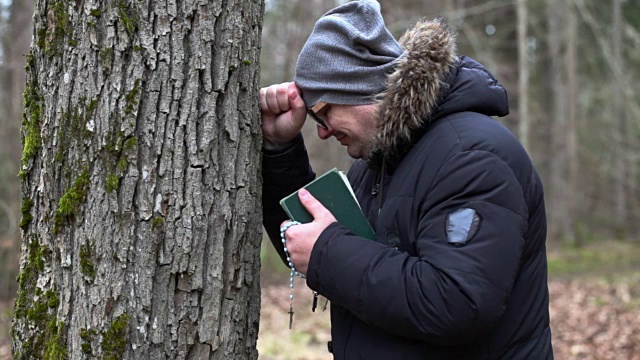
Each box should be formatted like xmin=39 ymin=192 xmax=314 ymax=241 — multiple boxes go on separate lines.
xmin=306 ymin=102 xmax=329 ymax=130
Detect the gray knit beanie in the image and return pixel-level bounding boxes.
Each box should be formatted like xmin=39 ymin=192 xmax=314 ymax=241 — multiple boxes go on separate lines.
xmin=294 ymin=0 xmax=405 ymax=107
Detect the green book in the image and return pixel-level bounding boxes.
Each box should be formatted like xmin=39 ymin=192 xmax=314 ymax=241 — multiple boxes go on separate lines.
xmin=279 ymin=168 xmax=376 ymax=240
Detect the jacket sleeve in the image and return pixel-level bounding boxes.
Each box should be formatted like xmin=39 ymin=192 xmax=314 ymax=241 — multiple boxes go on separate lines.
xmin=306 ymin=150 xmax=526 ymax=346
xmin=262 ymin=134 xmax=316 ymax=266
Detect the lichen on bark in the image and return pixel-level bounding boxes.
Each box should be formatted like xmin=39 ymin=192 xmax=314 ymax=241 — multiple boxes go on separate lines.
xmin=12 ymin=237 xmax=66 ymax=360
xmin=43 ymin=0 xmax=75 ymax=57
xmin=14 ymin=236 xmax=49 ymax=318
xmin=19 ymin=55 xmax=43 ymax=178
xmin=116 ymin=0 xmax=139 ymax=37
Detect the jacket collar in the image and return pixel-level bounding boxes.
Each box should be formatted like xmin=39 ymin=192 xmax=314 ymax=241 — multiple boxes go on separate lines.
xmin=367 ymin=18 xmax=458 ymax=169
xmin=366 ymin=18 xmax=510 ymax=170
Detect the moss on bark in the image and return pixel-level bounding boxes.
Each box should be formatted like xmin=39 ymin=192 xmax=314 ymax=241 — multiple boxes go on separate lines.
xmin=101 ymin=314 xmax=130 ymax=360
xmin=12 ymin=238 xmax=66 ymax=360
xmin=19 ymin=68 xmax=43 ymax=179
xmin=53 ymin=170 xmax=90 ymax=234
xmin=19 ymin=198 xmax=34 ymax=230
xmin=79 ymin=241 xmax=96 ymax=280
xmin=79 ymin=328 xmax=97 ymax=355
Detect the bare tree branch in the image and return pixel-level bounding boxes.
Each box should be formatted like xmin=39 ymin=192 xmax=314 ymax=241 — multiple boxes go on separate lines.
xmin=574 ymin=0 xmax=640 ymax=129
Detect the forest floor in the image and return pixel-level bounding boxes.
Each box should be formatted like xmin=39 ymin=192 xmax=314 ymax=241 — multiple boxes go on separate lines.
xmin=0 ymin=240 xmax=639 ymax=360
xmin=257 ymin=240 xmax=640 ymax=360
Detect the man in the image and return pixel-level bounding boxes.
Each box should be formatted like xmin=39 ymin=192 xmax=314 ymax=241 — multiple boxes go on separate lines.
xmin=260 ymin=1 xmax=553 ymax=359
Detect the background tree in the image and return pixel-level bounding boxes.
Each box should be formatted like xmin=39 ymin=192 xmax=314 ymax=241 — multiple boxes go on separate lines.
xmin=566 ymin=0 xmax=579 ymax=245
xmin=0 ymin=0 xmax=33 ymax=300
xmin=612 ymin=0 xmax=628 ymax=237
xmin=10 ymin=0 xmax=264 ymax=359
xmin=546 ymin=0 xmax=572 ymax=241
xmin=516 ymin=0 xmax=530 ymax=151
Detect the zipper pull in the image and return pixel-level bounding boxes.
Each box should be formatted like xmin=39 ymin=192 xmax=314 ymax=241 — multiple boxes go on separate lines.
xmin=312 ymin=291 xmax=318 ymax=312
xmin=371 ymin=183 xmax=380 ymax=195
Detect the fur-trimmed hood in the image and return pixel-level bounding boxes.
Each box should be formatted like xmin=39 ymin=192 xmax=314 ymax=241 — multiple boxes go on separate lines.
xmin=368 ymin=18 xmax=509 ymax=169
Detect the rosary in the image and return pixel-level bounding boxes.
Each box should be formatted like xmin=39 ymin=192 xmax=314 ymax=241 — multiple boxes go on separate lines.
xmin=280 ymin=220 xmax=321 ymax=329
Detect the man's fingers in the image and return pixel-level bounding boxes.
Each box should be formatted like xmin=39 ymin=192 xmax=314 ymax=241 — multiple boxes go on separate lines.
xmin=259 ymin=88 xmax=272 ymax=114
xmin=260 ymin=82 xmax=306 ymax=124
xmin=288 ymin=83 xmax=308 ymax=123
xmin=265 ymin=85 xmax=284 ymax=115
xmin=263 ymin=82 xmax=295 ymax=115
xmin=298 ymin=189 xmax=335 ymax=222
xmin=276 ymin=84 xmax=292 ymax=112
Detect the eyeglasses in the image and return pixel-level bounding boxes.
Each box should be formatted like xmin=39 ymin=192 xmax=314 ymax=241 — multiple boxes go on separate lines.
xmin=307 ymin=102 xmax=329 ymax=130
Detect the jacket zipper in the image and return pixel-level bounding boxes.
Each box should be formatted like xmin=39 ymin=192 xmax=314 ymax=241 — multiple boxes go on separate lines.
xmin=371 ymin=159 xmax=387 ymax=214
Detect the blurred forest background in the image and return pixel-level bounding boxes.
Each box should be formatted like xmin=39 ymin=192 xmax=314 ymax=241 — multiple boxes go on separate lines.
xmin=0 ymin=0 xmax=639 ymax=359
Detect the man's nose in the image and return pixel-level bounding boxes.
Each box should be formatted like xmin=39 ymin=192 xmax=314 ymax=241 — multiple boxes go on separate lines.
xmin=317 ymin=123 xmax=334 ymax=140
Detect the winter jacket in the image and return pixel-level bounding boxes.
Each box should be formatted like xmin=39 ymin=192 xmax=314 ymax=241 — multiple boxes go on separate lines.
xmin=262 ymin=19 xmax=553 ymax=360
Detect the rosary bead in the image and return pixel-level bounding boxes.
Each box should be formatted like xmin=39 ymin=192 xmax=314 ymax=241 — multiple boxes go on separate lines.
xmin=280 ymin=220 xmax=303 ymax=329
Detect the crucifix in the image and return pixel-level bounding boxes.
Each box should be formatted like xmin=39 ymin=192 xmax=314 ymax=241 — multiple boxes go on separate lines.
xmin=288 ymin=306 xmax=295 ymax=329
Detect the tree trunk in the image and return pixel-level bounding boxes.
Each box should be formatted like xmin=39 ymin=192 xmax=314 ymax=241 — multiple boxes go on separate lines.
xmin=612 ymin=0 xmax=627 ymax=238
xmin=1 ymin=0 xmax=33 ymax=185
xmin=0 ymin=0 xmax=34 ymax=300
xmin=516 ymin=0 xmax=529 ymax=150
xmin=566 ymin=0 xmax=579 ymax=244
xmin=566 ymin=2 xmax=584 ymax=245
xmin=12 ymin=0 xmax=264 ymax=359
xmin=546 ymin=0 xmax=571 ymax=241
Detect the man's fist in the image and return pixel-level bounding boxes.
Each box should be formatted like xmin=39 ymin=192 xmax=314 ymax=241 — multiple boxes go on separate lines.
xmin=259 ymin=82 xmax=308 ymax=149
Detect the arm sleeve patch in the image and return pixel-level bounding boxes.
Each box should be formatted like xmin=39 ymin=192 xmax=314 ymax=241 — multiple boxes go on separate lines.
xmin=445 ymin=208 xmax=481 ymax=246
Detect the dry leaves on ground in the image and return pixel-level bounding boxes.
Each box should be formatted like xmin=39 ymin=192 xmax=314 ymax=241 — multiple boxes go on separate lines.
xmin=258 ymin=277 xmax=332 ymax=360
xmin=258 ymin=274 xmax=640 ymax=360
xmin=550 ymin=277 xmax=640 ymax=360
xmin=1 ymin=275 xmax=638 ymax=360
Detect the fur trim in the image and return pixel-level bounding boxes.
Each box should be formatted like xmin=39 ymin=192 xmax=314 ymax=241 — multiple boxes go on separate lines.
xmin=368 ymin=18 xmax=457 ymax=169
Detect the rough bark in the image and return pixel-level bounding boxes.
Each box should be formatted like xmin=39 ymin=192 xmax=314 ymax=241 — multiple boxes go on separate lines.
xmin=12 ymin=0 xmax=264 ymax=359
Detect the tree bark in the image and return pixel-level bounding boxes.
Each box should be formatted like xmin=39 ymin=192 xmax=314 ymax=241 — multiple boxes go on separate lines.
xmin=12 ymin=0 xmax=264 ymax=359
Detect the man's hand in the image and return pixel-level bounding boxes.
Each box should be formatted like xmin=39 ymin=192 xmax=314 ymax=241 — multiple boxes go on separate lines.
xmin=281 ymin=189 xmax=337 ymax=275
xmin=260 ymin=82 xmax=308 ymax=149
